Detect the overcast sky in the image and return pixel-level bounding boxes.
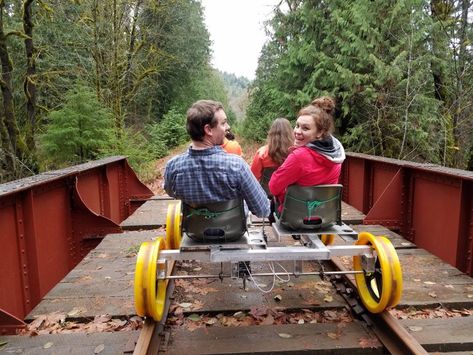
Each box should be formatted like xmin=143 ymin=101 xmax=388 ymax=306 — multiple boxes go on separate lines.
xmin=200 ymin=0 xmax=279 ymax=80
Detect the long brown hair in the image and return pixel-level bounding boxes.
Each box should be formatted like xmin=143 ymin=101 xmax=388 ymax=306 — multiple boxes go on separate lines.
xmin=267 ymin=118 xmax=294 ymax=165
xmin=297 ymin=96 xmax=336 ymax=140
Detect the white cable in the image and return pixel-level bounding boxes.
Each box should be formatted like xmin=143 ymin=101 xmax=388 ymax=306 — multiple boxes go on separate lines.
xmin=243 ymin=261 xmax=276 ymax=293
xmin=243 ymin=260 xmax=292 ymax=293
xmin=269 ymin=261 xmax=291 ymax=283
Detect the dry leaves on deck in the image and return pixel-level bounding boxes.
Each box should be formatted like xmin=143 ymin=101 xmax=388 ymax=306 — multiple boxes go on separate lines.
xmin=167 ymin=306 xmax=353 ymax=332
xmin=20 ymin=312 xmax=143 ymax=335
xmin=390 ymin=306 xmax=473 ymax=320
xmin=175 ymin=279 xmax=218 ymax=295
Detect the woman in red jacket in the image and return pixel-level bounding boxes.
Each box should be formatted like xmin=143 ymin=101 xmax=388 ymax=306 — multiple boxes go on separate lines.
xmin=269 ymin=97 xmax=345 ymax=212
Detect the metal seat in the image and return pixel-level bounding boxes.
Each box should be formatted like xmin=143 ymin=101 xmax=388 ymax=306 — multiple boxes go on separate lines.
xmin=182 ymin=198 xmax=247 ymax=242
xmin=260 ymin=167 xmax=277 ymax=198
xmin=278 ymin=184 xmax=342 ymax=231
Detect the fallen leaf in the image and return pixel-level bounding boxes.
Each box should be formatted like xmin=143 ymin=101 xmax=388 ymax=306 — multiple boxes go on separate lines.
xmin=43 ymin=342 xmax=54 ymax=349
xmin=274 ymin=295 xmax=282 ymax=302
xmin=186 ymin=321 xmax=202 ymax=332
xmin=413 ymin=279 xmax=421 ymax=282
xmin=327 ymin=332 xmax=339 ymax=339
xmin=260 ymin=314 xmax=274 ymax=325
xmin=408 ymin=326 xmax=423 ymax=332
xmin=94 ymin=344 xmax=105 ymax=354
xmin=178 ymin=302 xmax=193 ymax=309
xmin=444 ymin=284 xmax=454 ymax=289
xmin=359 ymin=337 xmax=381 ymax=348
xmin=193 ymin=267 xmax=202 ymax=271
xmin=297 ymin=319 xmax=304 ymax=324
xmin=324 ymin=295 xmax=333 ymax=303
xmin=94 ymin=314 xmax=112 ymax=323
xmin=278 ymin=333 xmax=292 ymax=338
xmin=205 ymin=318 xmax=218 ymax=325
xmin=188 ymin=314 xmax=201 ymax=322
xmin=423 ymin=281 xmax=436 ymax=285
xmin=67 ymin=307 xmax=86 ymax=317
xmin=233 ymin=311 xmax=245 ymax=319
xmin=428 ymin=292 xmax=437 ymax=298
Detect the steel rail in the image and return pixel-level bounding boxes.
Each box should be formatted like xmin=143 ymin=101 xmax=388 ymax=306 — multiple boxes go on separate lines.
xmin=134 ymin=249 xmax=427 ymax=354
xmin=329 ymin=257 xmax=428 ymax=355
xmin=133 ymin=261 xmax=176 ymax=355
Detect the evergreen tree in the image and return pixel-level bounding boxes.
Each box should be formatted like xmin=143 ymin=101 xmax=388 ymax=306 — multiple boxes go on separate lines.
xmin=40 ymin=84 xmax=114 ymax=167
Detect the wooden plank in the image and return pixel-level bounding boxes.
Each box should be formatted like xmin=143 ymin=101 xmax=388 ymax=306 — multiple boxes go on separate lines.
xmin=26 ymin=230 xmax=162 ymax=320
xmin=341 ymin=201 xmax=365 ymax=224
xmin=165 ymin=322 xmax=382 ymax=354
xmin=121 ymin=199 xmax=176 ymax=230
xmin=172 ymin=262 xmax=348 ymax=313
xmin=0 ymin=331 xmax=139 ymax=355
xmin=401 ymin=316 xmax=473 ymax=352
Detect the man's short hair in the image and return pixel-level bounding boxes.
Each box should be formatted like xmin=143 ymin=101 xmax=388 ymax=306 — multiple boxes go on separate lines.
xmin=186 ymin=100 xmax=224 ymax=141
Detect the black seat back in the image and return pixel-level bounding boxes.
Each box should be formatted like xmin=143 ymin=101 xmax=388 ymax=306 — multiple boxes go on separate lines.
xmin=182 ymin=198 xmax=246 ymax=242
xmin=260 ymin=167 xmax=277 ymax=197
xmin=279 ymin=184 xmax=342 ymax=230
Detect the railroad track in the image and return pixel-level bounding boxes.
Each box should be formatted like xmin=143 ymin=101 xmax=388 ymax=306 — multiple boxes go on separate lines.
xmin=130 ymin=198 xmax=473 ymax=354
xmin=133 ymin=250 xmax=428 ymax=354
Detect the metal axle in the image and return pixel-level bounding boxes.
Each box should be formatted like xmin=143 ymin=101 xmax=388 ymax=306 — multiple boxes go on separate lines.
xmin=157 ymin=269 xmax=365 ymax=280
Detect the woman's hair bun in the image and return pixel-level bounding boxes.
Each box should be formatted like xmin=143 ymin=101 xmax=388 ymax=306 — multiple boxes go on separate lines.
xmin=311 ymin=96 xmax=335 ymax=115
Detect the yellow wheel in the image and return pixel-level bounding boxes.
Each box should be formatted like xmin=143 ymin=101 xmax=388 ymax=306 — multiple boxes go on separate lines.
xmin=353 ymin=232 xmax=393 ymax=313
xmin=166 ymin=201 xmax=182 ymax=249
xmin=134 ymin=238 xmax=167 ymax=321
xmin=320 ymin=234 xmax=335 ymax=245
xmin=378 ymin=236 xmax=403 ymax=308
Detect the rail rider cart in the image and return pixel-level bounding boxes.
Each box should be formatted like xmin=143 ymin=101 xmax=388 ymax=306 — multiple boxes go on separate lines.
xmin=134 ymin=184 xmax=402 ymax=321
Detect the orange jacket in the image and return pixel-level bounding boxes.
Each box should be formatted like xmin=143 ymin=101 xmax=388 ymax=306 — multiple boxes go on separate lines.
xmin=221 ymin=138 xmax=242 ymax=156
xmin=250 ymin=145 xmax=279 ymax=180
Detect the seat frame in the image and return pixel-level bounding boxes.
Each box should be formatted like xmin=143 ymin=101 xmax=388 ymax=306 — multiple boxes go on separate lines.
xmin=182 ymin=198 xmax=247 ymax=243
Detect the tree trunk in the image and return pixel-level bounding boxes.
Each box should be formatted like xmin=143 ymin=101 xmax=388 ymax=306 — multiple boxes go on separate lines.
xmin=453 ymin=0 xmax=470 ymax=167
xmin=92 ymin=0 xmax=101 ymax=100
xmin=23 ymin=0 xmax=37 ymax=153
xmin=430 ymin=0 xmax=451 ymax=103
xmin=0 ymin=0 xmax=23 ymax=176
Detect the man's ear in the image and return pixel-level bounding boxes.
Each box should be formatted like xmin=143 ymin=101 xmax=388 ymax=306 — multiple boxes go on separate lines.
xmin=204 ymin=124 xmax=213 ymax=136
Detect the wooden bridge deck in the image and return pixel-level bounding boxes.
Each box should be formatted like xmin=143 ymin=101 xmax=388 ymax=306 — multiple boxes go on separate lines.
xmin=1 ymin=199 xmax=472 ymax=354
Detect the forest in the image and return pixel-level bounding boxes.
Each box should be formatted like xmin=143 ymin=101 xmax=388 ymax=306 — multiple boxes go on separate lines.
xmin=0 ymin=0 xmax=472 ymax=184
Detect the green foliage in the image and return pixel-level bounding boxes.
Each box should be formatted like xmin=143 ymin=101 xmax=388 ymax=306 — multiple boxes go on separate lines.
xmin=148 ymin=109 xmax=188 ymax=158
xmin=244 ymin=0 xmax=465 ymax=165
xmin=99 ymin=128 xmax=155 ymax=181
xmin=40 ymin=84 xmax=114 ymax=167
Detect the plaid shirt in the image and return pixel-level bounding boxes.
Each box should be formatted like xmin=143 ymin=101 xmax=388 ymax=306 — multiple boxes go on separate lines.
xmin=164 ymin=146 xmax=270 ymax=217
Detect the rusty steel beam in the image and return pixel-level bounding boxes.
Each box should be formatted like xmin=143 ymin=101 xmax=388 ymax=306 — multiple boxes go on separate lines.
xmin=342 ymin=152 xmax=473 ymax=277
xmin=0 ymin=308 xmax=26 ymax=335
xmin=0 ymin=156 xmax=153 ymax=332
